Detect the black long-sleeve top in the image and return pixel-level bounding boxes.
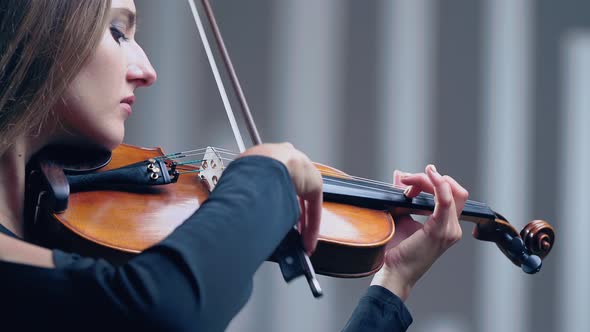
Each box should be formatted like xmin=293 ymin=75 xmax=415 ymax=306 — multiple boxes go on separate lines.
xmin=0 ymin=156 xmax=412 ymax=331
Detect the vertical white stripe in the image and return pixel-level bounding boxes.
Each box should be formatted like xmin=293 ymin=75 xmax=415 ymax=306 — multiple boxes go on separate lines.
xmin=377 ymin=0 xmax=435 ymax=179
xmin=478 ymin=1 xmax=532 ymax=332
xmin=131 ymin=0 xmax=200 ymax=148
xmin=265 ymin=1 xmax=346 ymax=332
xmin=378 ymin=5 xmax=475 ymax=331
xmin=187 ymin=0 xmax=246 ymax=152
xmin=270 ymin=0 xmax=344 ymax=162
xmin=558 ymin=30 xmax=590 ymax=332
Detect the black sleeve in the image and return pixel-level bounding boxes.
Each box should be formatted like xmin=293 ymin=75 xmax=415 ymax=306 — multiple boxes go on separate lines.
xmin=0 ymin=156 xmax=299 ymax=332
xmin=342 ymin=285 xmax=413 ymax=332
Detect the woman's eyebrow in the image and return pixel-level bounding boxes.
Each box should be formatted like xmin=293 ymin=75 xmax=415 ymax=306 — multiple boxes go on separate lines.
xmin=111 ymin=8 xmax=136 ymax=28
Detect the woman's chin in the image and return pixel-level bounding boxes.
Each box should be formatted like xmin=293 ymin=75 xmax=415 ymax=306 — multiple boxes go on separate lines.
xmin=99 ymin=135 xmax=124 ymax=152
xmin=80 ymin=127 xmax=125 ymax=151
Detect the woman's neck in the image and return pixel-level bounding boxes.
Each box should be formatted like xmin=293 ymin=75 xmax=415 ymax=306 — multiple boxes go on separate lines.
xmin=0 ymin=136 xmax=46 ymax=238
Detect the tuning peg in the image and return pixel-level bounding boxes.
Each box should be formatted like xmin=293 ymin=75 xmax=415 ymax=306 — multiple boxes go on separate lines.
xmin=520 ymin=253 xmax=542 ymax=274
xmin=503 ymin=233 xmax=542 ymax=274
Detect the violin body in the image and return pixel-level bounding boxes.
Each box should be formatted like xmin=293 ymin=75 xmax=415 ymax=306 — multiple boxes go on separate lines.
xmin=25 ymin=144 xmax=396 ymax=276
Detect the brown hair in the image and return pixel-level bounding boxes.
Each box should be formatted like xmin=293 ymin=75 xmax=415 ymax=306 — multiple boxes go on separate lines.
xmin=0 ymin=0 xmax=111 ymax=153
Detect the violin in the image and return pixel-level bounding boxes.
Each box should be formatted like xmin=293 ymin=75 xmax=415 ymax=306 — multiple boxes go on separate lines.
xmin=24 ymin=142 xmax=554 ymax=275
xmin=23 ymin=0 xmax=555 ymax=299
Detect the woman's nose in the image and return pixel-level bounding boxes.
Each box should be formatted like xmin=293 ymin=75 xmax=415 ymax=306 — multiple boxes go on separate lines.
xmin=127 ymin=63 xmax=157 ymax=87
xmin=126 ymin=46 xmax=157 ymax=87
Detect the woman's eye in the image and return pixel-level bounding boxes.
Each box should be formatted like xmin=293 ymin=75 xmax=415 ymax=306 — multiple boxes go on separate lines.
xmin=110 ymin=26 xmax=129 ymax=44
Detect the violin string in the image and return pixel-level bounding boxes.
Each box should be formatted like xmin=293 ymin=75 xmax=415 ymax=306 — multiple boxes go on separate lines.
xmin=321 ymin=171 xmax=405 ymax=190
xmin=174 ymin=159 xmax=205 ymax=166
xmin=322 ymin=175 xmax=408 ymax=196
xmin=162 ymin=152 xmax=236 ymax=161
xmin=156 ymin=147 xmax=486 ymax=211
xmin=159 ymin=147 xmax=410 ymax=191
xmin=159 ymin=156 xmax=474 ymax=213
xmin=155 ymin=147 xmax=483 ymax=200
xmin=177 ymin=169 xmax=205 ymax=175
xmin=156 ymin=147 xmax=237 ymax=160
xmin=320 ymin=174 xmax=490 ymax=214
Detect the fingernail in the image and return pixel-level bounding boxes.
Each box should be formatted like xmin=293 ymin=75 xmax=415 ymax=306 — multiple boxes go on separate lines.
xmin=429 ymin=164 xmax=438 ymax=174
xmin=403 ymin=186 xmax=411 ymax=196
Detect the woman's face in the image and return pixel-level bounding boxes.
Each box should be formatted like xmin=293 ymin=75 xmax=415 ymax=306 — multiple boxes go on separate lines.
xmin=53 ymin=0 xmax=156 ymax=150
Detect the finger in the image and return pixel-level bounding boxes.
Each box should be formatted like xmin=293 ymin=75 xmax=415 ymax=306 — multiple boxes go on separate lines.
xmin=297 ymin=197 xmax=306 ymax=232
xmin=393 ymin=169 xmax=409 ymax=187
xmin=394 ymin=170 xmax=414 ymax=199
xmin=442 ymin=175 xmax=469 ymax=216
xmin=426 ymin=165 xmax=456 ymax=226
xmin=403 ymin=185 xmax=419 ymax=198
xmin=301 ymin=190 xmax=322 ymax=255
xmin=400 ymin=172 xmax=435 ymax=197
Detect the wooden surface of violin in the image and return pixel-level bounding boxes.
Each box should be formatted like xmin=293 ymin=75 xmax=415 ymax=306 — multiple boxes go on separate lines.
xmin=27 ymin=144 xmax=396 ymax=277
xmin=53 ymin=144 xmax=208 ymax=253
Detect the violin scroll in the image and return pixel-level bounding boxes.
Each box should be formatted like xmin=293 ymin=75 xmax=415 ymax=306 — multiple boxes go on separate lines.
xmin=473 ymin=217 xmax=555 ymax=274
xmin=520 ymin=219 xmax=555 ymax=259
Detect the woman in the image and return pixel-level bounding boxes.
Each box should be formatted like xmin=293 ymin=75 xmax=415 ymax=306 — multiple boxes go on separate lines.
xmin=0 ymin=0 xmax=467 ymax=331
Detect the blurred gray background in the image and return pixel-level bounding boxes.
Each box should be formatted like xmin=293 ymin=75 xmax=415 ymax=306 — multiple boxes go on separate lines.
xmin=127 ymin=1 xmax=587 ymax=331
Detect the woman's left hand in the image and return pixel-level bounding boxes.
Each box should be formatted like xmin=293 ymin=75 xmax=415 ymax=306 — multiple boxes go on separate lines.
xmin=370 ymin=164 xmax=468 ymax=301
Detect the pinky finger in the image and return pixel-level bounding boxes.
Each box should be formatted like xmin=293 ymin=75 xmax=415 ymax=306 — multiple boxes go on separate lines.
xmin=298 ymin=197 xmax=307 ymax=237
xmin=301 ymin=191 xmax=322 ymax=255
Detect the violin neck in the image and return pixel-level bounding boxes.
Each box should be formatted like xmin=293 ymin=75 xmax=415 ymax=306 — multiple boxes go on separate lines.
xmin=322 ymin=176 xmax=497 ymax=223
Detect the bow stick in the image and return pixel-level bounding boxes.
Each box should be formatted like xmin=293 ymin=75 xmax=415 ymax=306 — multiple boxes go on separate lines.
xmin=187 ymin=0 xmax=323 ymax=298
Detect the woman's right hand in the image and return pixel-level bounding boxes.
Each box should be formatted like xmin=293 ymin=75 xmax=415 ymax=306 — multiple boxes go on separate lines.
xmin=239 ymin=143 xmax=323 ymax=255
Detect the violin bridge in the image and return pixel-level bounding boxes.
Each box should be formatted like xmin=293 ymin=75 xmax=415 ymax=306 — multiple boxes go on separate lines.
xmin=199 ymin=147 xmax=224 ymax=191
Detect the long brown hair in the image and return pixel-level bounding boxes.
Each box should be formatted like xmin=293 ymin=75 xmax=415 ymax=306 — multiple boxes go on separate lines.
xmin=0 ymin=0 xmax=111 ymax=154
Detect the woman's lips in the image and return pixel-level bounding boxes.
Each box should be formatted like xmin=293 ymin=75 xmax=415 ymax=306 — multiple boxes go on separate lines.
xmin=120 ymin=95 xmax=135 ymax=116
xmin=120 ymin=102 xmax=132 ymax=116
